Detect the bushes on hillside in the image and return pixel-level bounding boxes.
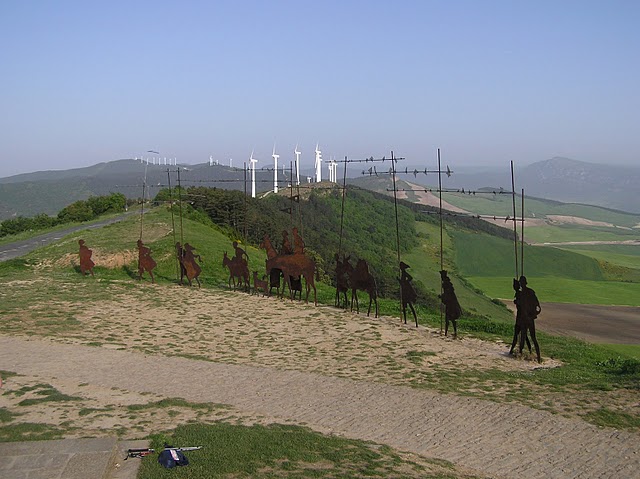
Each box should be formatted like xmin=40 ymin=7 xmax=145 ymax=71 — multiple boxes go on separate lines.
xmin=0 ymin=193 xmax=127 ymax=237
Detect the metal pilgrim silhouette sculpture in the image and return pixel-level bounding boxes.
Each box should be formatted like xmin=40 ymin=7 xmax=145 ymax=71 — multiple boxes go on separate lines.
xmin=439 ymin=270 xmax=462 ymax=338
xmin=260 ymin=229 xmax=317 ymax=305
xmin=137 ymin=239 xmax=157 ymax=283
xmin=176 ymin=242 xmax=202 ymax=287
xmin=334 ymin=253 xmax=351 ymax=309
xmin=344 ymin=258 xmax=379 ymax=318
xmin=511 ymin=275 xmax=542 ymax=363
xmin=222 ymin=241 xmax=250 ymax=292
xmin=78 ymin=239 xmax=95 ymax=277
xmin=398 ymin=261 xmax=418 ymax=326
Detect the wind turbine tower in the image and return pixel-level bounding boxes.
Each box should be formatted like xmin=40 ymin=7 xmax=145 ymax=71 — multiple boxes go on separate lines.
xmin=272 ymin=146 xmax=279 ymax=193
xmin=314 ymin=144 xmax=322 ymax=183
xmin=328 ymin=157 xmax=338 ymax=183
xmin=294 ymin=145 xmax=301 ymax=186
xmin=250 ymin=151 xmax=258 ymax=198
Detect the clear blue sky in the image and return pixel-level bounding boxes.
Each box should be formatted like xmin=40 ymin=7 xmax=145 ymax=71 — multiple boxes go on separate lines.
xmin=1 ymin=0 xmax=638 ymax=177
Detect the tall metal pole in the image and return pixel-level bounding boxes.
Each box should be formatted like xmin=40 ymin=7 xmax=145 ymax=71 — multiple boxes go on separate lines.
xmin=243 ymin=162 xmax=248 ymax=242
xmin=391 ymin=151 xmax=405 ymax=324
xmin=521 ymin=188 xmax=525 ymax=278
xmin=338 ymin=156 xmax=348 ymax=257
xmin=510 ymin=161 xmax=519 ymax=279
xmin=139 ymin=163 xmax=149 ymax=241
xmin=177 ymin=167 xmax=184 ymax=245
xmin=167 ymin=168 xmax=179 ymax=280
xmin=437 ymin=148 xmax=444 ymax=334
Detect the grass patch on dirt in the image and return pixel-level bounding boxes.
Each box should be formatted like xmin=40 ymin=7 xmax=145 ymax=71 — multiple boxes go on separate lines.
xmin=0 ymin=422 xmax=66 ymax=442
xmin=138 ymin=422 xmax=481 ymax=479
xmin=583 ymin=408 xmax=640 ymax=430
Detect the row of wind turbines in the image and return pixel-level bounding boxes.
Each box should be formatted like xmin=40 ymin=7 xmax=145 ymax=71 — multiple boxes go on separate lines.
xmin=212 ymin=145 xmax=340 ymax=198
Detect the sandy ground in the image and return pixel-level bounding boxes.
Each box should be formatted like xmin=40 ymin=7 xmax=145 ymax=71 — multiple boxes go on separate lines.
xmin=1 ymin=281 xmax=639 ymax=478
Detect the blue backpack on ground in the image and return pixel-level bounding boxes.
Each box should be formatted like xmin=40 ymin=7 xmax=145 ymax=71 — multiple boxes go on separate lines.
xmin=158 ymin=446 xmax=189 ymax=468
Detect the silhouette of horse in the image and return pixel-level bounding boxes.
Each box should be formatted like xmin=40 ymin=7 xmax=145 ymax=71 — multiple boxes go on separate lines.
xmin=335 ymin=254 xmax=351 ymax=309
xmin=345 ymin=259 xmax=378 ymax=317
xmin=266 ymin=253 xmax=317 ymax=305
xmin=222 ymin=251 xmax=249 ymax=291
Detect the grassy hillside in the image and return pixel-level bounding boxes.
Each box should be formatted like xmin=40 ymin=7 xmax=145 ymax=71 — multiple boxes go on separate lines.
xmin=452 ymin=230 xmax=605 ymax=280
xmin=557 ymin=244 xmax=640 ymax=269
xmin=450 ymin=229 xmax=640 ymax=306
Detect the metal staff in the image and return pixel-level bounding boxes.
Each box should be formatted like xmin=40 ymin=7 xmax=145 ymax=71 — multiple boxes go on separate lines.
xmin=167 ymin=168 xmax=179 ymax=281
xmin=391 ymin=151 xmax=409 ymax=325
xmin=510 ymin=161 xmax=519 ymax=279
xmin=438 ymin=148 xmax=444 ymax=334
xmin=521 ymin=188 xmax=525 ymax=278
xmin=139 ymin=164 xmax=147 ymax=241
xmin=338 ymin=156 xmax=348 ymax=258
xmin=177 ymin=167 xmax=184 ymax=246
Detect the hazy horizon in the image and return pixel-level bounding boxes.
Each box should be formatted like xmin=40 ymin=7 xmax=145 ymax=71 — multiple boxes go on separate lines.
xmin=1 ymin=1 xmax=638 ymax=178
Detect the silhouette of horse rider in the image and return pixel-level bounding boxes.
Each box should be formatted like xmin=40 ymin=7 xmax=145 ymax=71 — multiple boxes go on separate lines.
xmin=398 ymin=261 xmax=418 ymax=326
xmin=513 ymin=275 xmax=542 ymax=363
xmin=292 ymin=226 xmax=305 ymax=254
xmin=78 ymin=239 xmax=95 ymax=277
xmin=439 ymin=270 xmax=462 ymax=337
xmin=281 ymin=230 xmax=293 ymax=255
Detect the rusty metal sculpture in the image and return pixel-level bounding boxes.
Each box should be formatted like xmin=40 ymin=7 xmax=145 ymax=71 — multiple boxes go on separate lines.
xmin=222 ymin=250 xmax=250 ymax=292
xmin=513 ymin=275 xmax=542 ymax=363
xmin=252 ymin=271 xmax=269 ymax=296
xmin=281 ymin=230 xmax=293 ymax=255
xmin=345 ymin=258 xmax=378 ymax=317
xmin=261 ymin=232 xmax=317 ymax=305
xmin=399 ymin=261 xmax=418 ymax=326
xmin=137 ymin=239 xmax=157 ymax=283
xmin=175 ymin=242 xmax=187 ymax=285
xmin=259 ymin=235 xmax=283 ymax=296
xmin=178 ymin=242 xmax=202 ymax=287
xmin=292 ymin=226 xmax=305 ymax=254
xmin=439 ymin=270 xmax=462 ymax=337
xmin=78 ymin=239 xmax=95 ymax=277
xmin=334 ymin=253 xmax=351 ymax=309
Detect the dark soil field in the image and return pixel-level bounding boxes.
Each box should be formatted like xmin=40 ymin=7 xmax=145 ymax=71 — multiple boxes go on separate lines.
xmin=535 ymin=303 xmax=640 ymax=345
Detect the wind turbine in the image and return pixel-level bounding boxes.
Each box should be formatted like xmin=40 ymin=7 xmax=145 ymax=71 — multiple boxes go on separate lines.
xmin=250 ymin=150 xmax=258 ymax=198
xmin=294 ymin=145 xmax=301 ymax=186
xmin=314 ymin=144 xmax=322 ymax=182
xmin=272 ymin=145 xmax=279 ymax=193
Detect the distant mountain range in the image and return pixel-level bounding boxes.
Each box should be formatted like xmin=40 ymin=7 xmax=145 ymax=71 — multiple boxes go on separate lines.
xmin=0 ymin=157 xmax=638 ymax=220
xmin=402 ymin=157 xmax=640 ymax=214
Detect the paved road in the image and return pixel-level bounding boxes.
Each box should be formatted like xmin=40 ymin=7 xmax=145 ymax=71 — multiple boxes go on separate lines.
xmin=0 ymin=213 xmax=135 ymax=262
xmin=1 ymin=336 xmax=638 ymax=479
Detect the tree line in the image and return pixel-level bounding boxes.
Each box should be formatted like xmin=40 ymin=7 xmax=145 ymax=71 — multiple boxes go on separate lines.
xmin=0 ymin=192 xmax=127 ymax=237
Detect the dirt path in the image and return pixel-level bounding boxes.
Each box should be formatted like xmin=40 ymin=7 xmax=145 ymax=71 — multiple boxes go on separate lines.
xmin=1 ymin=336 xmax=638 ymax=479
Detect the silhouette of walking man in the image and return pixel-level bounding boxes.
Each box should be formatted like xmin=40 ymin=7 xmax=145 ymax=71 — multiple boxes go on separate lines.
xmin=78 ymin=239 xmax=95 ymax=277
xmin=439 ymin=270 xmax=462 ymax=337
xmin=514 ymin=275 xmax=542 ymax=363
